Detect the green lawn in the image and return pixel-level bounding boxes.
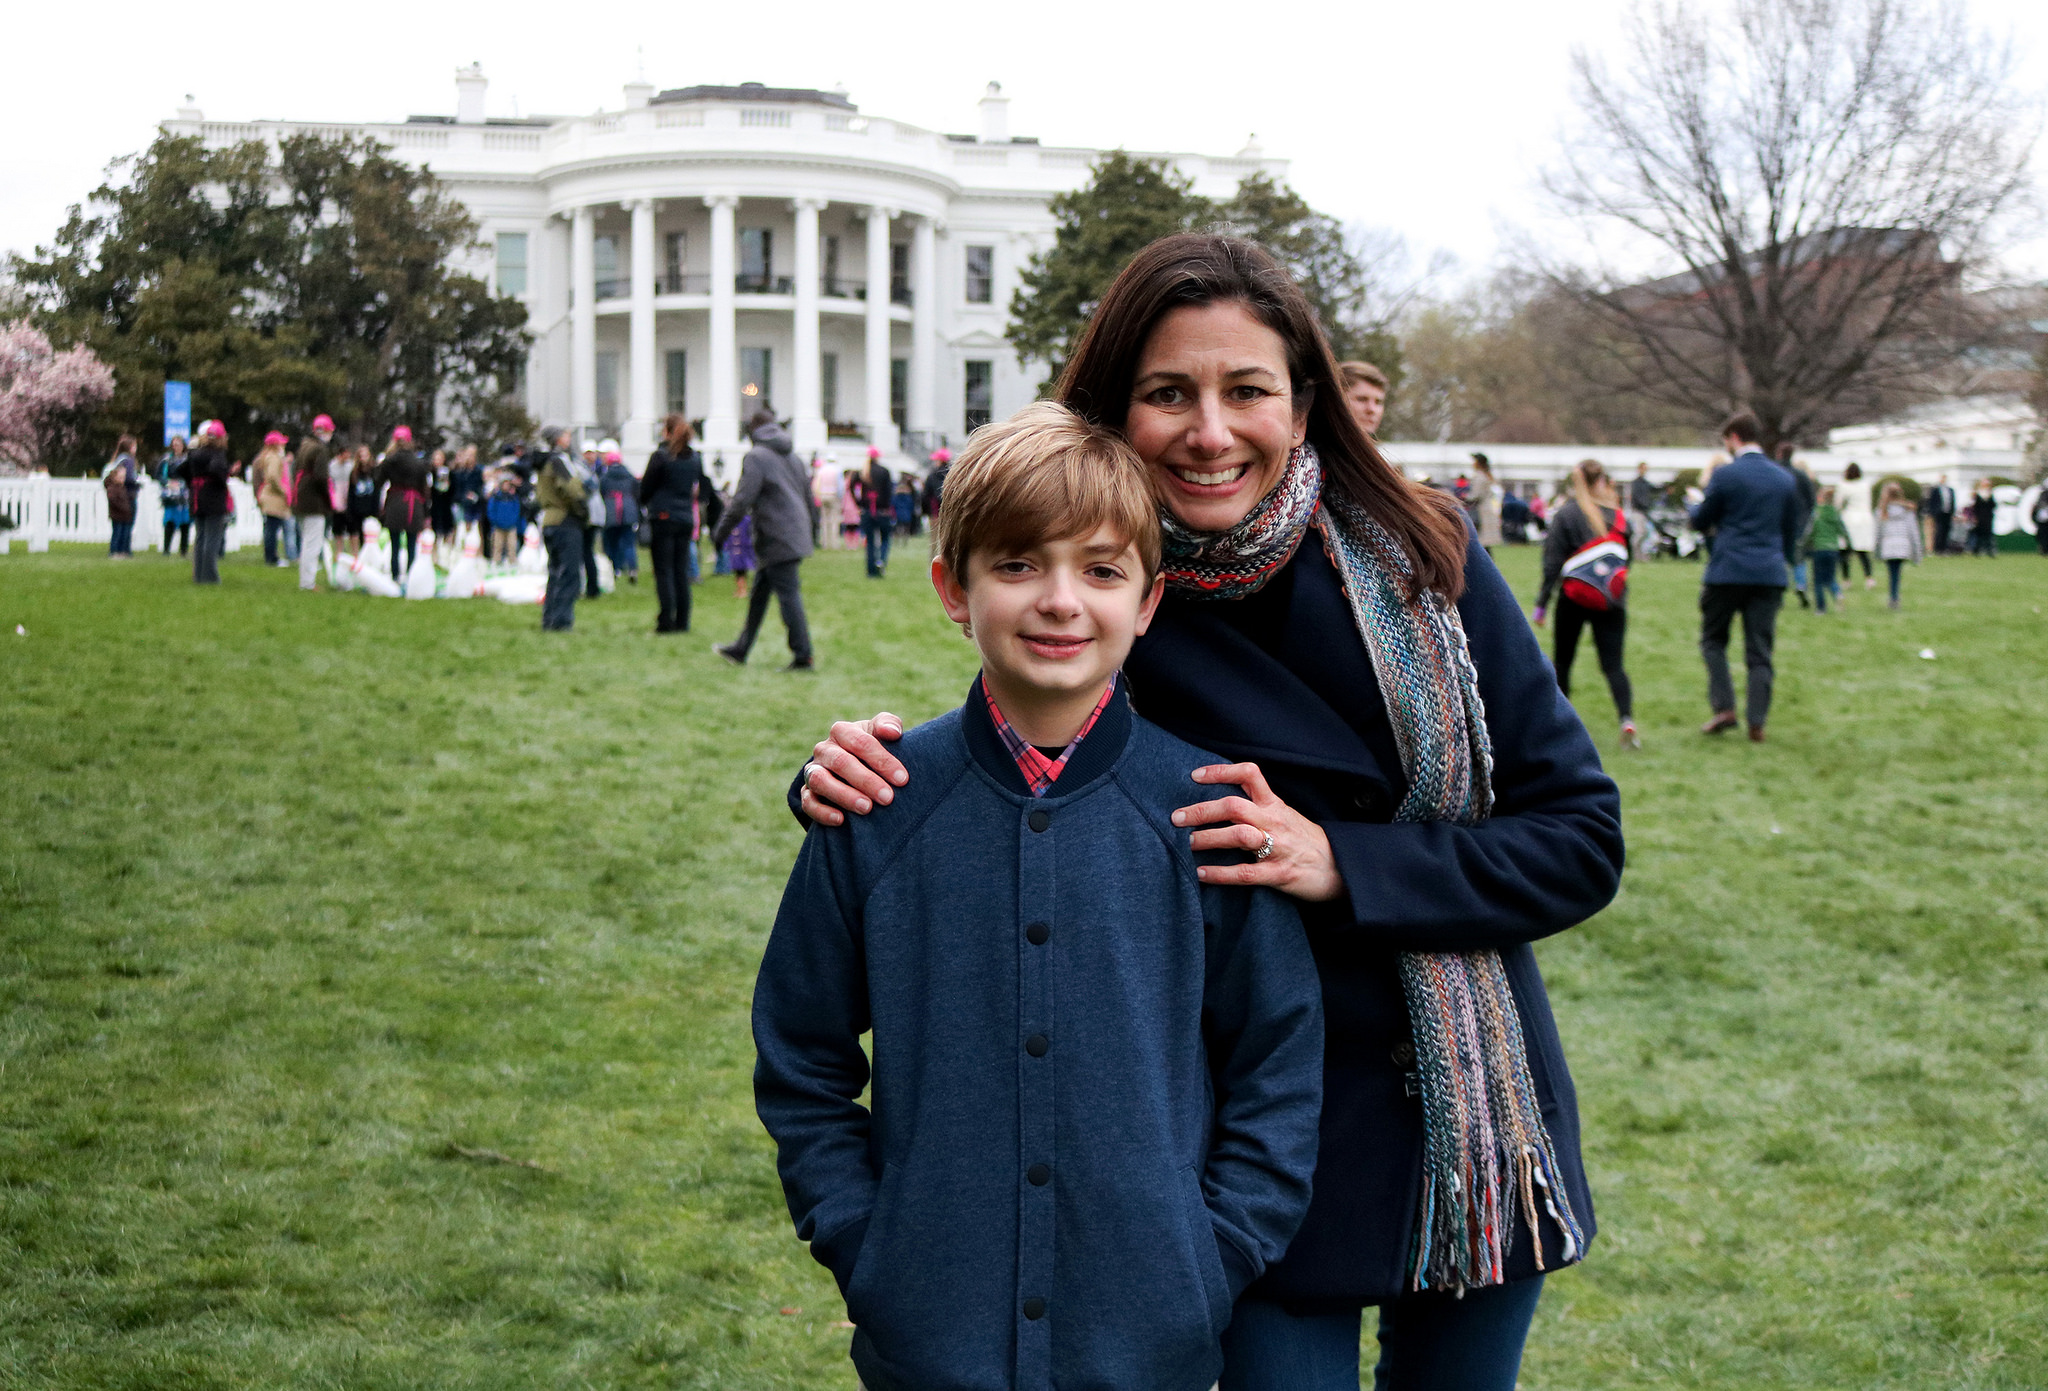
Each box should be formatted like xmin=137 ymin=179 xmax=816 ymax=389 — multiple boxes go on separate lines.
xmin=1 ymin=538 xmax=2043 ymax=1388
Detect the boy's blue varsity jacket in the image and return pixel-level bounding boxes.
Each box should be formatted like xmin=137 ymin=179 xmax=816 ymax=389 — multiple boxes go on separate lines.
xmin=753 ymin=674 xmax=1323 ymax=1391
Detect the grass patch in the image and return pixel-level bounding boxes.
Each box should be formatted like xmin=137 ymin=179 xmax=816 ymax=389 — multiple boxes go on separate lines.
xmin=1 ymin=540 xmax=2044 ymax=1387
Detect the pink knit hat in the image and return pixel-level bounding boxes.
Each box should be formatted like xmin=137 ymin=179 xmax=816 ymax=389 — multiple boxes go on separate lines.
xmin=311 ymin=414 xmax=335 ymax=433
xmin=264 ymin=430 xmax=288 ymax=447
xmin=391 ymin=425 xmax=414 ymax=444
xmin=200 ymin=420 xmax=227 ymax=439
xmin=931 ymin=448 xmax=952 ymax=464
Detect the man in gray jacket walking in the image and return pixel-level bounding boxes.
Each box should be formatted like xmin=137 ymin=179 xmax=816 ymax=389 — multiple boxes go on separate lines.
xmin=714 ymin=412 xmax=818 ymax=670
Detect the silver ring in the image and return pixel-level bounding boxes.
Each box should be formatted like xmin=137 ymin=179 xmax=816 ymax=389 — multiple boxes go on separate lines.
xmin=1254 ymin=831 xmax=1274 ymax=862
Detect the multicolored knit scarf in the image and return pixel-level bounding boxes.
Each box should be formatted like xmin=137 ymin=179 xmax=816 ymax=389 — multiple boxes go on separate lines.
xmin=1160 ymin=443 xmax=1587 ymax=1293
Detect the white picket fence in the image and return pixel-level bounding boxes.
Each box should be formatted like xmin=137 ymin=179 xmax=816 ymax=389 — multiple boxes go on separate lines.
xmin=0 ymin=475 xmax=264 ymax=555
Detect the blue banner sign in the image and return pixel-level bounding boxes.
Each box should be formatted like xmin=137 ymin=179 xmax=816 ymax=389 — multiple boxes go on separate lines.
xmin=163 ymin=381 xmax=192 ymax=445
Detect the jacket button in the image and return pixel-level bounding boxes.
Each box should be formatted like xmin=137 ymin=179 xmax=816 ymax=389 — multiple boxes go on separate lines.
xmin=1027 ymin=809 xmax=1051 ymax=833
xmin=1024 ymin=1033 xmax=1049 ymax=1057
xmin=1025 ymin=922 xmax=1049 ymax=946
xmin=1027 ymin=1162 xmax=1051 ymax=1186
xmin=1391 ymin=1040 xmax=1415 ymax=1067
xmin=1022 ymin=1296 xmax=1047 ymax=1320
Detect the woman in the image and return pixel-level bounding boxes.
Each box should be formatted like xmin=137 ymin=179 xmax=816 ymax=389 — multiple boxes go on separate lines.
xmin=639 ymin=415 xmax=720 ymax=633
xmin=1838 ymin=462 xmax=1877 ymax=587
xmin=176 ymin=420 xmax=235 ymax=584
xmin=1966 ymin=478 xmax=1997 ymax=557
xmin=1876 ymin=481 xmax=1924 ymax=608
xmin=1533 ymin=458 xmax=1638 ymax=750
xmin=428 ymin=447 xmax=457 ymax=560
xmin=158 ymin=435 xmax=192 ymax=556
xmin=1808 ymin=486 xmax=1847 ymax=612
xmin=1467 ymin=453 xmax=1503 ymax=553
xmin=451 ymin=443 xmax=484 ymax=541
xmin=252 ymin=431 xmax=295 ymax=567
xmin=375 ymin=426 xmax=430 ymax=581
xmin=104 ymin=436 xmax=142 ymax=557
xmin=337 ymin=445 xmax=376 ymax=558
xmin=839 ymin=469 xmax=863 ymax=548
xmin=799 ymin=236 xmax=1622 ymax=1390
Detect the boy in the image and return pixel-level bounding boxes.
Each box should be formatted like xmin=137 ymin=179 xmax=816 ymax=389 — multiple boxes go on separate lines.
xmin=753 ymin=403 xmax=1323 ymax=1391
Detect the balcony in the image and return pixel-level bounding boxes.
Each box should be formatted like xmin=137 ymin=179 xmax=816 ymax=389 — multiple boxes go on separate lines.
xmin=821 ymin=277 xmax=867 ymax=300
xmin=661 ymin=272 xmax=711 ymax=294
xmin=737 ymin=273 xmax=795 ymax=295
xmin=594 ymin=277 xmax=630 ymax=300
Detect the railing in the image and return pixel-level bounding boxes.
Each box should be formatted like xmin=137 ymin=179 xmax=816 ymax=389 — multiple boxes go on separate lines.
xmin=900 ymin=430 xmax=951 ymax=462
xmin=660 ymin=272 xmax=711 ymax=294
xmin=890 ymin=284 xmax=914 ymax=306
xmin=737 ymin=274 xmax=795 ymax=295
xmin=0 ymin=477 xmax=262 ymax=554
xmin=821 ymin=278 xmax=867 ymax=300
xmin=594 ymin=277 xmax=630 ymax=300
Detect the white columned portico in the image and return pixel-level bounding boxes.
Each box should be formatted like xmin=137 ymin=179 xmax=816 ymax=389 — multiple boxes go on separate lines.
xmin=570 ymin=206 xmax=597 ymax=428
xmin=792 ymin=197 xmax=828 ymax=452
xmin=626 ymin=199 xmax=658 ymax=455
xmin=864 ymin=205 xmax=899 ymax=455
xmin=704 ymin=193 xmax=741 ymax=456
xmin=909 ymin=215 xmax=939 ymax=448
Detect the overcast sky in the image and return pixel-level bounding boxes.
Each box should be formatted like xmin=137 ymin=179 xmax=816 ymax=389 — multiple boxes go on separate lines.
xmin=8 ymin=0 xmax=2047 ymax=289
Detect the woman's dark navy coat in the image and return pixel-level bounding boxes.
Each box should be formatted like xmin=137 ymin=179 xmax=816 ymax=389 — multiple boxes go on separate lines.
xmin=1121 ymin=531 xmax=1623 ymax=1307
xmin=793 ymin=530 xmax=1623 ymax=1309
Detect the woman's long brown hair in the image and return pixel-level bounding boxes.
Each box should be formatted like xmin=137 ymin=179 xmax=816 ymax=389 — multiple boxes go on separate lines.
xmin=1053 ymin=234 xmax=1469 ymax=600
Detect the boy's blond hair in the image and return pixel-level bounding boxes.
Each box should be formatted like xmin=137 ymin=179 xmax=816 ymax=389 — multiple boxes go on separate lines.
xmin=933 ymin=402 xmax=1161 ymax=582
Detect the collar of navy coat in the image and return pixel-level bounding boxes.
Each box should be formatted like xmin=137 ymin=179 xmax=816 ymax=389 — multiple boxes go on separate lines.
xmin=960 ymin=671 xmax=1133 ymax=799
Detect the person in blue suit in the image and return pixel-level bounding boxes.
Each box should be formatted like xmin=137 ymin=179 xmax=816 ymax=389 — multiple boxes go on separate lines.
xmin=1689 ymin=412 xmax=1803 ymax=742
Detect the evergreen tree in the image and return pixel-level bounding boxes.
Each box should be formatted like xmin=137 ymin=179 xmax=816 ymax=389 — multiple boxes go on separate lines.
xmin=1006 ymin=152 xmax=1209 ymax=389
xmin=10 ymin=132 xmax=529 ymax=466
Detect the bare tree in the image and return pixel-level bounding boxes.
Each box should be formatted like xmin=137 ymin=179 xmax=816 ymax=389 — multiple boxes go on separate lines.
xmin=1543 ymin=0 xmax=2037 ymax=451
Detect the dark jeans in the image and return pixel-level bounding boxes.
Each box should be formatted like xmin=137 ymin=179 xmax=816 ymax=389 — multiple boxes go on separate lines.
xmin=1969 ymin=524 xmax=1996 ymax=557
xmin=163 ymin=521 xmax=189 ymax=555
xmin=542 ymin=523 xmax=582 ymax=630
xmin=584 ymin=525 xmax=602 ymax=595
xmin=1887 ymin=557 xmax=1906 ymax=603
xmin=1554 ymin=600 xmax=1632 ymax=719
xmin=1811 ymin=548 xmax=1840 ymax=611
xmin=1700 ymin=583 xmax=1782 ymax=728
xmin=108 ymin=521 xmax=134 ymax=556
xmin=389 ymin=527 xmax=417 ymax=581
xmin=1931 ymin=515 xmax=1952 ymax=553
xmin=192 ymin=515 xmax=228 ymax=584
xmin=862 ymin=513 xmax=892 ymax=575
xmin=262 ymin=514 xmax=291 ymax=565
xmin=1844 ymin=547 xmax=1872 ymax=577
xmin=1220 ymin=1276 xmax=1545 ymax=1391
xmin=603 ymin=524 xmax=637 ymax=576
xmin=727 ymin=558 xmax=812 ymax=664
xmin=650 ymin=522 xmax=694 ymax=631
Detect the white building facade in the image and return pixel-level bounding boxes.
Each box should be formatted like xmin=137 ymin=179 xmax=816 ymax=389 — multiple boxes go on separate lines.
xmin=162 ymin=70 xmax=1286 ymax=475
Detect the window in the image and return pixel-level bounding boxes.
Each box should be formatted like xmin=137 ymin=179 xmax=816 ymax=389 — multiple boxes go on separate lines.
xmin=595 ymin=351 xmax=620 ymax=429
xmin=821 ymin=353 xmax=839 ymax=422
xmin=890 ymin=244 xmax=912 ymax=304
xmin=964 ymin=360 xmax=993 ymax=432
xmin=964 ymin=245 xmax=993 ymax=304
xmin=594 ymin=234 xmax=623 ymax=299
xmin=739 ymin=228 xmax=773 ymax=293
xmin=822 ymin=235 xmax=843 ymax=296
xmin=891 ymin=358 xmax=908 ymax=430
xmin=666 ymin=351 xmax=687 ymax=416
xmin=741 ymin=347 xmax=772 ymax=415
xmin=495 ymin=232 xmax=528 ymax=296
xmin=664 ymin=232 xmax=687 ymax=293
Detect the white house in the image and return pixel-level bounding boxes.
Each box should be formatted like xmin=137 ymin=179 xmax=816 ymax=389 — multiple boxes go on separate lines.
xmin=161 ymin=69 xmax=1285 ymax=475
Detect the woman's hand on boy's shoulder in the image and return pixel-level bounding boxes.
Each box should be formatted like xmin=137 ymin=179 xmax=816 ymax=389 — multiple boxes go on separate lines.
xmin=1173 ymin=762 xmax=1344 ymax=904
xmin=800 ymin=713 xmax=910 ymax=826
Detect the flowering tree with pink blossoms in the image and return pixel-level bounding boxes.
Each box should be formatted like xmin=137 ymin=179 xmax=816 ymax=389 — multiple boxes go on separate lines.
xmin=0 ymin=321 xmax=114 ymax=474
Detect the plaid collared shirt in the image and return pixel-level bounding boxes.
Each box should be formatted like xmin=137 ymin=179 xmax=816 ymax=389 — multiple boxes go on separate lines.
xmin=982 ymin=677 xmax=1118 ymax=798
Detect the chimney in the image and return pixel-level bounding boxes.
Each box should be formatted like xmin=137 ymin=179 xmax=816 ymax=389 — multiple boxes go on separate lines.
xmin=455 ymin=63 xmax=487 ymax=124
xmin=978 ymin=81 xmax=1010 ymax=144
xmin=176 ymin=94 xmax=204 ymax=123
xmin=624 ymin=80 xmax=654 ymax=109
